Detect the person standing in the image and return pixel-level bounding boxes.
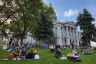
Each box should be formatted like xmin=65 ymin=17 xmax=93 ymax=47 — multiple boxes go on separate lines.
xmin=2 ymin=38 xmax=8 ymax=50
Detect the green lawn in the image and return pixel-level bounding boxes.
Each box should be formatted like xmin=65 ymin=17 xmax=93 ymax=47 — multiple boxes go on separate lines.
xmin=0 ymin=46 xmax=96 ymax=64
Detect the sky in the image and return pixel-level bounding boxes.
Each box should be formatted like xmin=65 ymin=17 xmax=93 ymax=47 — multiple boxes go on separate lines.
xmin=44 ymin=0 xmax=96 ymax=22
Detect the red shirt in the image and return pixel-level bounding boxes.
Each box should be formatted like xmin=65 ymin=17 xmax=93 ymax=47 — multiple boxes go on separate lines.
xmin=8 ymin=53 xmax=13 ymax=59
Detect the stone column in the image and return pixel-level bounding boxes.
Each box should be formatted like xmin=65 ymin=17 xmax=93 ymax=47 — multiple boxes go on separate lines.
xmin=71 ymin=27 xmax=74 ymax=49
xmin=74 ymin=28 xmax=78 ymax=45
xmin=64 ymin=26 xmax=66 ymax=46
xmin=76 ymin=31 xmax=78 ymax=46
xmin=72 ymin=28 xmax=75 ymax=43
xmin=69 ymin=27 xmax=72 ymax=47
xmin=77 ymin=32 xmax=80 ymax=47
xmin=57 ymin=25 xmax=62 ymax=46
xmin=69 ymin=27 xmax=71 ymax=43
xmin=69 ymin=27 xmax=71 ymax=37
xmin=73 ymin=28 xmax=77 ymax=49
xmin=66 ymin=26 xmax=70 ymax=46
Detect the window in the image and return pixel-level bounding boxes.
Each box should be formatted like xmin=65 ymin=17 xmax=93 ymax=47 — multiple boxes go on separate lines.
xmin=55 ymin=27 xmax=57 ymax=30
xmin=61 ymin=27 xmax=62 ymax=30
xmin=62 ymin=39 xmax=63 ymax=44
xmin=55 ymin=33 xmax=57 ymax=37
xmin=62 ymin=33 xmax=63 ymax=37
xmin=65 ymin=39 xmax=66 ymax=44
xmin=55 ymin=34 xmax=57 ymax=37
xmin=70 ymin=40 xmax=71 ymax=44
xmin=68 ymin=26 xmax=70 ymax=32
xmin=64 ymin=26 xmax=66 ymax=31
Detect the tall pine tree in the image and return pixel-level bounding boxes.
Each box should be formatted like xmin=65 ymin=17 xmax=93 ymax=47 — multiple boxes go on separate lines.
xmin=32 ymin=5 xmax=55 ymax=43
xmin=76 ymin=9 xmax=95 ymax=46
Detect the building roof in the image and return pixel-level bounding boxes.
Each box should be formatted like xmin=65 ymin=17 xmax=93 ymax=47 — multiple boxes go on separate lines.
xmin=53 ymin=21 xmax=76 ymax=28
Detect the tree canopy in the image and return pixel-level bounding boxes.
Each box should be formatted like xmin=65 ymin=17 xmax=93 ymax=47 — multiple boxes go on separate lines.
xmin=76 ymin=9 xmax=96 ymax=46
xmin=32 ymin=4 xmax=56 ymax=43
xmin=0 ymin=0 xmax=56 ymax=45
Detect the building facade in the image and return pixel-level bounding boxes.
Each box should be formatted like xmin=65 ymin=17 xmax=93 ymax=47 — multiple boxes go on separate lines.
xmin=53 ymin=21 xmax=82 ymax=47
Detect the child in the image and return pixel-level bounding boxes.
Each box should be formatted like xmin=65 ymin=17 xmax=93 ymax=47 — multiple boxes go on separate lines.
xmin=8 ymin=53 xmax=13 ymax=60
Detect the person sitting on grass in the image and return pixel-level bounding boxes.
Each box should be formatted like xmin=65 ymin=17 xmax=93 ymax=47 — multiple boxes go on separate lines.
xmin=32 ymin=48 xmax=37 ymax=58
xmin=25 ymin=51 xmax=33 ymax=59
xmin=44 ymin=43 xmax=48 ymax=49
xmin=54 ymin=48 xmax=62 ymax=58
xmin=80 ymin=47 xmax=84 ymax=54
xmin=12 ymin=48 xmax=20 ymax=60
xmin=66 ymin=49 xmax=81 ymax=62
xmin=20 ymin=49 xmax=26 ymax=60
xmin=8 ymin=53 xmax=13 ymax=60
xmin=49 ymin=44 xmax=54 ymax=52
xmin=84 ymin=46 xmax=91 ymax=55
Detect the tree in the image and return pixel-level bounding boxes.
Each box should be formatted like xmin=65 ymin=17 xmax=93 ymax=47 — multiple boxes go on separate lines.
xmin=0 ymin=0 xmax=56 ymax=45
xmin=0 ymin=0 xmax=16 ymax=26
xmin=0 ymin=0 xmax=18 ymax=39
xmin=0 ymin=23 xmax=9 ymax=37
xmin=32 ymin=4 xmax=56 ymax=43
xmin=76 ymin=9 xmax=95 ymax=46
xmin=9 ymin=0 xmax=44 ymax=45
xmin=0 ymin=0 xmax=44 ymax=45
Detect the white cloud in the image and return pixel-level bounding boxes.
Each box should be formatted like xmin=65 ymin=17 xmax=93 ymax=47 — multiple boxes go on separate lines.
xmin=43 ymin=0 xmax=46 ymax=2
xmin=93 ymin=21 xmax=96 ymax=27
xmin=89 ymin=7 xmax=96 ymax=15
xmin=64 ymin=9 xmax=79 ymax=17
xmin=55 ymin=10 xmax=57 ymax=13
xmin=91 ymin=13 xmax=96 ymax=15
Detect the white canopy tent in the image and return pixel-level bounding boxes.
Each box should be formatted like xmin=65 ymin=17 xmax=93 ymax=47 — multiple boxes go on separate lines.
xmin=90 ymin=41 xmax=96 ymax=48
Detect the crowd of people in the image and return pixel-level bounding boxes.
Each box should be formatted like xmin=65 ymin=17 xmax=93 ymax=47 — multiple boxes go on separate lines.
xmin=8 ymin=47 xmax=39 ymax=60
xmin=49 ymin=44 xmax=81 ymax=62
xmin=2 ymin=43 xmax=80 ymax=62
xmin=2 ymin=42 xmax=96 ymax=62
xmin=80 ymin=46 xmax=91 ymax=55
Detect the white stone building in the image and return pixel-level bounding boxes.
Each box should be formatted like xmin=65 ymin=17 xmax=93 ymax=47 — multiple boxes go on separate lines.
xmin=53 ymin=21 xmax=82 ymax=47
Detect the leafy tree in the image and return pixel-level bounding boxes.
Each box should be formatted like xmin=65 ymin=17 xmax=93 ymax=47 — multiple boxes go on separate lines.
xmin=8 ymin=0 xmax=44 ymax=45
xmin=0 ymin=0 xmax=44 ymax=45
xmin=0 ymin=0 xmax=56 ymax=45
xmin=76 ymin=9 xmax=95 ymax=46
xmin=0 ymin=23 xmax=9 ymax=37
xmin=0 ymin=0 xmax=18 ymax=39
xmin=32 ymin=4 xmax=56 ymax=43
xmin=0 ymin=0 xmax=16 ymax=26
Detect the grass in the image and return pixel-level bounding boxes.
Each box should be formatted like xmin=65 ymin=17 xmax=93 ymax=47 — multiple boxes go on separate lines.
xmin=0 ymin=46 xmax=96 ymax=64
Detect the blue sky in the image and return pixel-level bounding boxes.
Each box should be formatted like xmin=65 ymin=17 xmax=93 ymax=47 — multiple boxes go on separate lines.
xmin=44 ymin=0 xmax=96 ymax=22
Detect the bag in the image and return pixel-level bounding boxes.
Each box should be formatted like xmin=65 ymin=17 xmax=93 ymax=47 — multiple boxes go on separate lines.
xmin=34 ymin=54 xmax=40 ymax=59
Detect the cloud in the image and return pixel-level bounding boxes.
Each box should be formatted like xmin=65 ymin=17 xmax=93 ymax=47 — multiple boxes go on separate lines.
xmin=91 ymin=8 xmax=96 ymax=15
xmin=91 ymin=13 xmax=96 ymax=15
xmin=55 ymin=10 xmax=57 ymax=13
xmin=64 ymin=9 xmax=79 ymax=17
xmin=43 ymin=0 xmax=46 ymax=2
xmin=92 ymin=21 xmax=96 ymax=27
xmin=89 ymin=7 xmax=96 ymax=15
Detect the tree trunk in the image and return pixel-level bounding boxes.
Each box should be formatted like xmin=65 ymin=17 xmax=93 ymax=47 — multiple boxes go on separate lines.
xmin=20 ymin=38 xmax=23 ymax=46
xmin=18 ymin=39 xmax=21 ymax=47
xmin=18 ymin=38 xmax=23 ymax=47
